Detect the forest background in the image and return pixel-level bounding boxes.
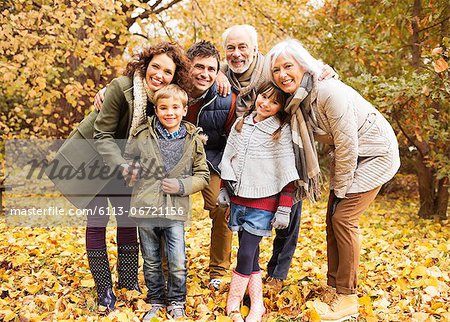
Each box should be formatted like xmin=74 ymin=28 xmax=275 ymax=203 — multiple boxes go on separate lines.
xmin=0 ymin=0 xmax=449 ymax=321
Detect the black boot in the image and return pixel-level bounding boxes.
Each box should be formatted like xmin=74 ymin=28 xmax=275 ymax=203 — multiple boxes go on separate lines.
xmin=117 ymin=243 xmax=141 ymax=292
xmin=87 ymin=248 xmax=116 ymax=311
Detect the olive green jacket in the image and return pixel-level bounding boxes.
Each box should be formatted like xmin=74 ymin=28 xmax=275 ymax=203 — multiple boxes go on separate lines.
xmin=127 ymin=116 xmax=210 ymax=221
xmin=46 ymin=76 xmax=134 ymax=208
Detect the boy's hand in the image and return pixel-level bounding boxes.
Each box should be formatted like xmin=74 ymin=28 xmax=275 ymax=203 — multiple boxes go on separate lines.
xmin=162 ymin=178 xmax=181 ymax=194
xmin=94 ymin=87 xmax=107 ymax=111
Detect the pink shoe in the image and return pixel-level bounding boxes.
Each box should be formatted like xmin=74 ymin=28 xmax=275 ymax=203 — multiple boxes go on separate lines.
xmin=227 ymin=270 xmax=250 ymax=322
xmin=246 ymin=271 xmax=265 ymax=322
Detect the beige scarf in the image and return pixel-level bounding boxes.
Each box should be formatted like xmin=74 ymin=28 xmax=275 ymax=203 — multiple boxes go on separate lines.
xmin=226 ymin=52 xmax=266 ymax=116
xmin=284 ymin=73 xmax=321 ymax=201
xmin=128 ymin=71 xmax=155 ymax=140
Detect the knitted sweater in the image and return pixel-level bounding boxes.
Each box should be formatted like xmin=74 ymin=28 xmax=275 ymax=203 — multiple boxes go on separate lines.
xmin=220 ymin=113 xmax=299 ymax=198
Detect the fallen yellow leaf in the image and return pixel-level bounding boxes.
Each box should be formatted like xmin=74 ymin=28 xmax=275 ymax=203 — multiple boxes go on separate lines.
xmin=434 ymin=58 xmax=449 ymax=73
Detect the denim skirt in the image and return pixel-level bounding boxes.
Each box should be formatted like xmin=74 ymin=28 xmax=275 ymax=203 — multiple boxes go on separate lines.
xmin=229 ymin=203 xmax=274 ymax=237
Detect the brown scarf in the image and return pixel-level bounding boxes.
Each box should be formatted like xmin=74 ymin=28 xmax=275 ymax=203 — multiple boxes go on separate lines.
xmin=226 ymin=52 xmax=266 ymax=116
xmin=284 ymin=72 xmax=321 ymax=202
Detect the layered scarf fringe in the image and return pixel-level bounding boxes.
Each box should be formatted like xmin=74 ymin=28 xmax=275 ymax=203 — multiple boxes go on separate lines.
xmin=284 ymin=73 xmax=322 ymax=202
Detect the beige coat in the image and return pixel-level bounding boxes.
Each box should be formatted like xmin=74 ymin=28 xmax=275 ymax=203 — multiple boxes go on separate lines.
xmin=305 ymin=78 xmax=400 ymax=198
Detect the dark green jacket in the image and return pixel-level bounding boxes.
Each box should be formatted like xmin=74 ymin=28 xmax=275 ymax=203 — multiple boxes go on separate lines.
xmin=46 ymin=76 xmax=134 ymax=208
xmin=127 ymin=116 xmax=210 ymax=221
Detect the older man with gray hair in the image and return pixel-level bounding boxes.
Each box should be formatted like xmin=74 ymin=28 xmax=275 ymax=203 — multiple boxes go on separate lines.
xmin=218 ymin=24 xmax=336 ymax=296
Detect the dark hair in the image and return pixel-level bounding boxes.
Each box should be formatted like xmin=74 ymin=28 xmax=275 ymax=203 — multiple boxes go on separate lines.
xmin=186 ymin=40 xmax=221 ymax=71
xmin=235 ymin=82 xmax=290 ymax=141
xmin=124 ymin=41 xmax=191 ymax=92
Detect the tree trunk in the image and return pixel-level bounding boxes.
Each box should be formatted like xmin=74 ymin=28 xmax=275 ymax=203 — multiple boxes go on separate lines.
xmin=416 ymin=153 xmax=449 ymax=218
xmin=411 ymin=0 xmax=422 ymax=67
xmin=416 ymin=153 xmax=435 ymax=218
xmin=436 ymin=177 xmax=449 ymax=218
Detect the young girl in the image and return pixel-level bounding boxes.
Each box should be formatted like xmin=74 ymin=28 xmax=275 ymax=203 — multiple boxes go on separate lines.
xmin=218 ymin=83 xmax=300 ymax=322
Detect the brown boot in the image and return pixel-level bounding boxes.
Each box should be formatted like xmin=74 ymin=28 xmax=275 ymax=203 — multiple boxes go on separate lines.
xmin=264 ymin=276 xmax=283 ymax=294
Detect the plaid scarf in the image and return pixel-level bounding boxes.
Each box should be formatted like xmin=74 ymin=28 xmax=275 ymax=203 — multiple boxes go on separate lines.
xmin=226 ymin=52 xmax=266 ymax=117
xmin=284 ymin=72 xmax=321 ymax=202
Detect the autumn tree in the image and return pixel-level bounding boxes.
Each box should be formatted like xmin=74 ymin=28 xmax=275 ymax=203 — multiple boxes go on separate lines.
xmin=1 ymin=0 xmax=448 ymax=217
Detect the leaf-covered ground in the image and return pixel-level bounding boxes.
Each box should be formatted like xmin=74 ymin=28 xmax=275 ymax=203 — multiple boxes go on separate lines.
xmin=0 ymin=191 xmax=449 ymax=321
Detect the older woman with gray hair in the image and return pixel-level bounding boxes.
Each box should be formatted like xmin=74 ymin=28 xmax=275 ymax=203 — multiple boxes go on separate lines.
xmin=265 ymin=39 xmax=400 ymax=321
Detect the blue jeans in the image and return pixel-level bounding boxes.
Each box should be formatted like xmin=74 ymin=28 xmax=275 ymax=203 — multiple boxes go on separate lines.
xmin=267 ymin=201 xmax=302 ymax=280
xmin=138 ymin=220 xmax=186 ymax=304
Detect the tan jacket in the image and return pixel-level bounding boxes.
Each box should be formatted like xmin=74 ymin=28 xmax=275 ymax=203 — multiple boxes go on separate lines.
xmin=127 ymin=116 xmax=209 ymax=221
xmin=306 ymin=78 xmax=400 ymax=198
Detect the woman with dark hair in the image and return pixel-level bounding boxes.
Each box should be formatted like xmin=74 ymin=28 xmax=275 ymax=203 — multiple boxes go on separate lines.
xmin=53 ymin=41 xmax=191 ymax=312
xmin=265 ymin=39 xmax=400 ymax=321
xmin=218 ymin=82 xmax=300 ymax=322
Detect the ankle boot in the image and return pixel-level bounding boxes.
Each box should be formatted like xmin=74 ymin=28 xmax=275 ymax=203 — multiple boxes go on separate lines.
xmin=227 ymin=270 xmax=250 ymax=322
xmin=117 ymin=243 xmax=141 ymax=292
xmin=246 ymin=271 xmax=265 ymax=322
xmin=87 ymin=248 xmax=116 ymax=311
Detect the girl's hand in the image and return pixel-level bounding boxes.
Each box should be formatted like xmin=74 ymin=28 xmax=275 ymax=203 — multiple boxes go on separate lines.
xmin=272 ymin=206 xmax=291 ymax=229
xmin=318 ymin=64 xmax=338 ymax=81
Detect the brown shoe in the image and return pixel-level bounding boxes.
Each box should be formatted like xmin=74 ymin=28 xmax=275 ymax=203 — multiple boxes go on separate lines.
xmin=264 ymin=276 xmax=283 ymax=293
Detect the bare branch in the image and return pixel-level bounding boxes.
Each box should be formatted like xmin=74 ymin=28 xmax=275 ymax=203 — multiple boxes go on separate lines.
xmin=132 ymin=32 xmax=149 ymax=40
xmin=392 ymin=106 xmax=424 ymax=158
xmin=153 ymin=0 xmax=184 ymax=15
xmin=151 ymin=0 xmax=163 ymax=10
xmin=418 ymin=16 xmax=450 ymax=33
xmin=157 ymin=17 xmax=174 ymax=42
xmin=126 ymin=0 xmax=183 ymax=27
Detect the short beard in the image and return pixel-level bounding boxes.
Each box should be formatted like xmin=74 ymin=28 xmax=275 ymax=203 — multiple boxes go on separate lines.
xmin=228 ymin=54 xmax=255 ymax=74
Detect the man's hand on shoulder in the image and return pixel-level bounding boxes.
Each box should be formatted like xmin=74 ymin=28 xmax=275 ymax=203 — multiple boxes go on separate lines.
xmin=94 ymin=87 xmax=107 ymax=111
xmin=216 ymin=71 xmax=231 ymax=97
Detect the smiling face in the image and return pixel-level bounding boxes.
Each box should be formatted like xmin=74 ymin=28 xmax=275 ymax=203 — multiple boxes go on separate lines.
xmin=225 ymin=29 xmax=256 ymax=74
xmin=272 ymin=54 xmax=305 ymax=94
xmin=154 ymin=97 xmax=187 ymax=133
xmin=189 ymin=55 xmax=218 ymax=98
xmin=145 ymin=54 xmax=177 ymax=91
xmin=254 ymin=88 xmax=283 ymax=122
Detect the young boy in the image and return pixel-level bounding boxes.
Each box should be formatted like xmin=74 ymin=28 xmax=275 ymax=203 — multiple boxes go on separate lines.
xmin=126 ymin=84 xmax=209 ymax=320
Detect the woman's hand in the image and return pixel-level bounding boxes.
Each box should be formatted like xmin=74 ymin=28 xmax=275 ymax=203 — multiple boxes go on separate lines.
xmin=216 ymin=71 xmax=231 ymax=97
xmin=120 ymin=162 xmax=140 ymax=187
xmin=94 ymin=87 xmax=107 ymax=111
